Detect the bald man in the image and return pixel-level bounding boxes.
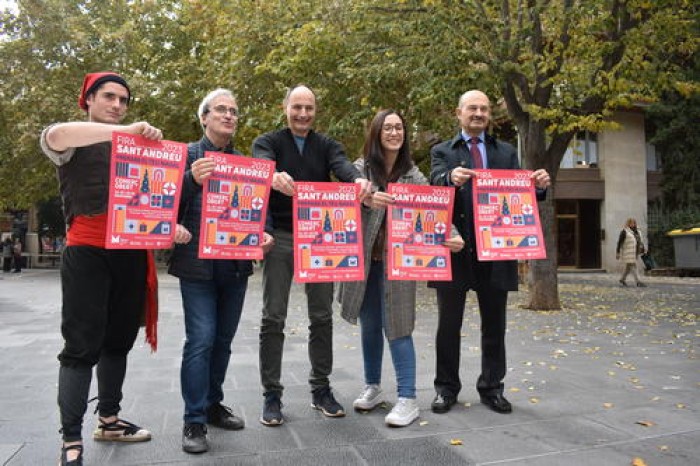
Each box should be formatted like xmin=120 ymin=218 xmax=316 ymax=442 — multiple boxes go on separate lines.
xmin=252 ymin=85 xmax=371 ymax=426
xmin=429 ymin=90 xmax=550 ymax=415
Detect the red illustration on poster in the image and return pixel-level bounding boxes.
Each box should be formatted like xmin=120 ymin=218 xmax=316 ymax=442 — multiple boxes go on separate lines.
xmin=387 ymin=184 xmax=455 ymax=281
xmin=106 ymin=132 xmax=187 ymax=249
xmin=198 ymin=153 xmax=274 ymax=260
xmin=293 ymin=182 xmax=364 ymax=283
xmin=472 ymin=169 xmax=546 ymax=261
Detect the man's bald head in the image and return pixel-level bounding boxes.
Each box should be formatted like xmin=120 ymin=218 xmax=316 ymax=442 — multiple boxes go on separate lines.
xmin=284 ymin=85 xmax=317 ymax=137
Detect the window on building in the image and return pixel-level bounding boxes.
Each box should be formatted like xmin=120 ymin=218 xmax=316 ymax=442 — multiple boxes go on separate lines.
xmin=646 ymin=143 xmax=661 ymax=171
xmin=560 ymin=131 xmax=598 ymax=168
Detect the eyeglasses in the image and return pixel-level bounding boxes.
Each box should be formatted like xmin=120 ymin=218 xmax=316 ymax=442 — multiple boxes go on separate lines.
xmin=382 ymin=124 xmax=404 ymax=133
xmin=210 ymin=105 xmax=240 ymax=117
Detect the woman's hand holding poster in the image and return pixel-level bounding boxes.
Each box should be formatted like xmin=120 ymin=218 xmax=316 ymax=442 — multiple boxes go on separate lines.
xmin=386 ymin=184 xmax=454 ymax=281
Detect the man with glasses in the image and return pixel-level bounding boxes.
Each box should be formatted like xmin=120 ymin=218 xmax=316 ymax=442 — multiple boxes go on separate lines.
xmin=40 ymin=72 xmax=167 ymax=466
xmin=169 ymin=88 xmax=274 ymax=453
xmin=252 ymin=85 xmax=371 ymax=426
xmin=429 ymin=89 xmax=550 ymax=416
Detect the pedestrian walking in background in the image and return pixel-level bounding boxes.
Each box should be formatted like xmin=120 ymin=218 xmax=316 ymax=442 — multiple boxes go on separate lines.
xmin=12 ymin=238 xmax=22 ymax=273
xmin=616 ymin=217 xmax=646 ymax=287
xmin=2 ymin=237 xmax=12 ymax=273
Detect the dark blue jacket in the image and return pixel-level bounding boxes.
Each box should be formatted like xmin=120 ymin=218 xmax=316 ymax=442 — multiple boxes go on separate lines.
xmin=168 ymin=136 xmax=253 ymax=281
xmin=429 ymin=132 xmax=546 ymax=291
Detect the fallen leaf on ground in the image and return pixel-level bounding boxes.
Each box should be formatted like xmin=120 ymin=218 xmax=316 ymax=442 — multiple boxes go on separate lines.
xmin=658 ymin=445 xmax=669 ymax=451
xmin=450 ymin=439 xmax=463 ymax=446
xmin=676 ymin=403 xmax=686 ymax=409
xmin=635 ymin=420 xmax=655 ymax=427
xmin=631 ymin=458 xmax=648 ymax=466
xmin=603 ymin=403 xmax=614 ymax=408
xmin=529 ymin=397 xmax=540 ymax=404
xmin=419 ymin=421 xmax=429 ymax=426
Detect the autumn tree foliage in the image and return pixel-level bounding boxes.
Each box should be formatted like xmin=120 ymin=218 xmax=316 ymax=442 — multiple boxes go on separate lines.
xmin=1 ymin=0 xmax=696 ymax=308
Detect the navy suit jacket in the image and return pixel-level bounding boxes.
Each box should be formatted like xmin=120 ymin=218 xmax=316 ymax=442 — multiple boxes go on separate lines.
xmin=429 ymin=132 xmax=544 ymax=291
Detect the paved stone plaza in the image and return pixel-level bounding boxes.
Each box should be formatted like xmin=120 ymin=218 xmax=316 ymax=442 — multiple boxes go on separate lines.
xmin=0 ymin=269 xmax=698 ymax=465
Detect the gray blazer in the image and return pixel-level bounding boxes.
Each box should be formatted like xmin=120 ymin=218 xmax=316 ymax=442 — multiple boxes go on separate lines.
xmin=338 ymin=159 xmax=428 ymax=341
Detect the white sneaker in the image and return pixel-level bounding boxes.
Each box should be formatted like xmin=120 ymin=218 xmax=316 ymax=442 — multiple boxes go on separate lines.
xmin=385 ymin=397 xmax=419 ymax=427
xmin=352 ymin=384 xmax=383 ymax=411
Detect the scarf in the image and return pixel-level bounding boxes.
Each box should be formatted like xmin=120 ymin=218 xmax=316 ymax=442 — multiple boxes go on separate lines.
xmin=66 ymin=214 xmax=158 ymax=351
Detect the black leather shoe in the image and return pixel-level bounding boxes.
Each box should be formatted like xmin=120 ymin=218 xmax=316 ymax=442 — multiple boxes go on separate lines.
xmin=206 ymin=403 xmax=245 ymax=430
xmin=480 ymin=394 xmax=512 ymax=414
xmin=182 ymin=423 xmax=208 ymax=454
xmin=431 ymin=394 xmax=457 ymax=414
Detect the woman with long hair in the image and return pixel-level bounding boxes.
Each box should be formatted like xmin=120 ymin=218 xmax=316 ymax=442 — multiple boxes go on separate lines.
xmin=616 ymin=217 xmax=646 ymax=287
xmin=339 ymin=109 xmax=463 ymax=426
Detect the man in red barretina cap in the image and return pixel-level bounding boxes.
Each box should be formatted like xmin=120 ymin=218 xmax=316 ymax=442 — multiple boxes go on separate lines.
xmin=40 ymin=72 xmax=189 ymax=466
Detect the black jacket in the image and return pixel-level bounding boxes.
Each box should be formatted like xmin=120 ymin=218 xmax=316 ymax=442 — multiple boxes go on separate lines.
xmin=252 ymin=128 xmax=361 ymax=232
xmin=429 ymin=132 xmax=546 ymax=291
xmin=168 ymin=136 xmax=253 ymax=281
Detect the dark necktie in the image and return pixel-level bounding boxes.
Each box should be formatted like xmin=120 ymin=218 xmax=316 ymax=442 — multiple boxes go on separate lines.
xmin=470 ymin=137 xmax=483 ymax=169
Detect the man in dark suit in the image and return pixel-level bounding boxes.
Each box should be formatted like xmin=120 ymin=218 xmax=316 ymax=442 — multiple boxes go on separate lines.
xmin=429 ymin=89 xmax=550 ymax=414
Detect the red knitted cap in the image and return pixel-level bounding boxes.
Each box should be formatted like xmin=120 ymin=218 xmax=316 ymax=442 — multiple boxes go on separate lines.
xmin=78 ymin=72 xmax=130 ymax=111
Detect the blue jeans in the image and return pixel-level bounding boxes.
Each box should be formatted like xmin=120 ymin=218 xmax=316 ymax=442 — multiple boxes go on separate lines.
xmin=180 ymin=264 xmax=248 ymax=424
xmin=359 ymin=261 xmax=416 ymax=399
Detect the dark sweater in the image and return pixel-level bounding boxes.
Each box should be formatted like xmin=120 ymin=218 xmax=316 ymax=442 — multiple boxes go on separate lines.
xmin=168 ymin=136 xmax=253 ymax=281
xmin=252 ymin=128 xmax=361 ymax=232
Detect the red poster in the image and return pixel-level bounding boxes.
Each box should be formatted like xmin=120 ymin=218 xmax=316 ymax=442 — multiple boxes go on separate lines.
xmin=472 ymin=169 xmax=546 ymax=261
xmin=106 ymin=132 xmax=187 ymax=249
xmin=386 ymin=184 xmax=454 ymax=281
xmin=293 ymin=182 xmax=364 ymax=282
xmin=198 ymin=153 xmax=274 ymax=260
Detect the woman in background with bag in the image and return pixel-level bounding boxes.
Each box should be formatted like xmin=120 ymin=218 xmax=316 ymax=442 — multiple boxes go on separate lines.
xmin=616 ymin=218 xmax=646 ymax=287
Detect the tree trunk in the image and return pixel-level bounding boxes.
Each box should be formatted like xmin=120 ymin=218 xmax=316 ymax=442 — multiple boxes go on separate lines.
xmin=525 ymin=190 xmax=561 ymax=310
xmin=521 ymin=128 xmax=563 ymax=310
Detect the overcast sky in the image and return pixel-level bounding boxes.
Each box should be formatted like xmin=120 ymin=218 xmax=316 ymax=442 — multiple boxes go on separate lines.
xmin=0 ymin=0 xmax=17 ymax=14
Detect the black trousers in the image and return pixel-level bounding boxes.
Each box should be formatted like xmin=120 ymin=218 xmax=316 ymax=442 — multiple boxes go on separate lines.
xmin=434 ymin=284 xmax=508 ymax=399
xmin=2 ymin=256 xmax=11 ymax=272
xmin=57 ymin=246 xmax=146 ymax=441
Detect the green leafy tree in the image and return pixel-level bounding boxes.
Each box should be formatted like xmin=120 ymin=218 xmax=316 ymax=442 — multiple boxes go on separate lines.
xmin=236 ymin=0 xmax=696 ymax=308
xmin=646 ymin=54 xmax=700 ymax=210
xmin=0 ymin=0 xmax=197 ymax=209
xmin=413 ymin=0 xmax=697 ymax=309
xmin=1 ymin=0 xmax=697 ymax=309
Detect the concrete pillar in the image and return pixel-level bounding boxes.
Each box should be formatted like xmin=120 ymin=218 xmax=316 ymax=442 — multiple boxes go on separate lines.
xmin=599 ymin=110 xmax=648 ymax=273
